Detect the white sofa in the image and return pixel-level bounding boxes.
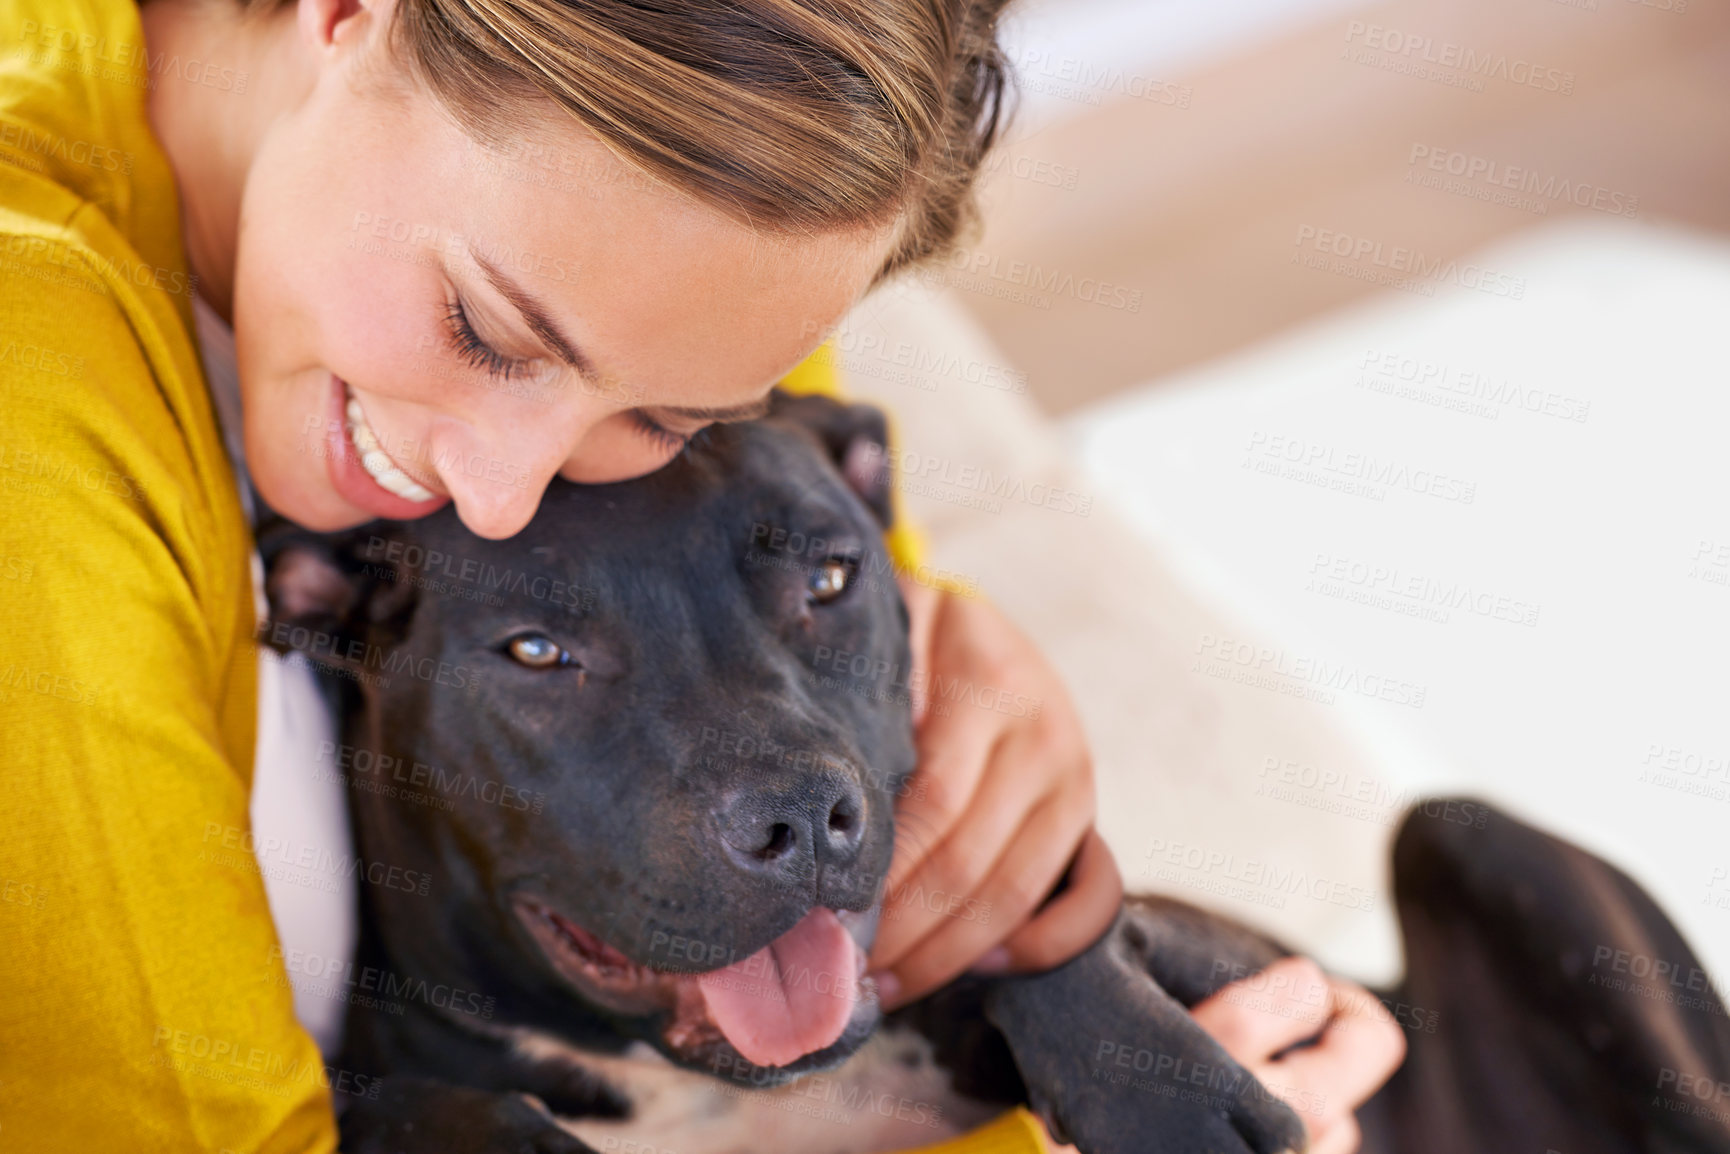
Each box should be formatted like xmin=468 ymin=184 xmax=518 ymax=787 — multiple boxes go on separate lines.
xmin=841 ymin=216 xmax=1730 ymax=986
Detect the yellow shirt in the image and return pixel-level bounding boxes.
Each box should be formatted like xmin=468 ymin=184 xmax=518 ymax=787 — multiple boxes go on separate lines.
xmin=1 ymin=0 xmax=334 ymax=1150
xmin=0 ymin=1 xmax=1034 ymax=1149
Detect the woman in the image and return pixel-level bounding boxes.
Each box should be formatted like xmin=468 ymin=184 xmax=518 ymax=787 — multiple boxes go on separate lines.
xmin=0 ymin=0 xmax=1401 ymax=1149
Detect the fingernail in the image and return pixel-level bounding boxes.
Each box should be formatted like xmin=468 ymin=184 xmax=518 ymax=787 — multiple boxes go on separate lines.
xmin=969 ymin=947 xmax=1011 ymax=975
xmin=872 ymin=971 xmax=901 ymax=1006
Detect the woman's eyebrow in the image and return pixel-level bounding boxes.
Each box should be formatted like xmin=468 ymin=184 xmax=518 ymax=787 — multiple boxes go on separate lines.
xmin=469 ymin=246 xmax=599 ymax=380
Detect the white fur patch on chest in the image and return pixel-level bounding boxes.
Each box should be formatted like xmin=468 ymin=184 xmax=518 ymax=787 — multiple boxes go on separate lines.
xmin=509 ymin=1025 xmax=1002 ymax=1154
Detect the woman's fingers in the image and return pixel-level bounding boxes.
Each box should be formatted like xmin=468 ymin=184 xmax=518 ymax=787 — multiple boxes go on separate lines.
xmin=1193 ymin=965 xmax=1403 ymax=1154
xmin=1273 ymin=978 xmax=1406 ymax=1113
xmin=869 ymin=727 xmax=1027 ymax=970
xmin=1308 ymin=1112 xmax=1362 ymax=1154
xmin=896 ymin=577 xmax=942 ymax=726
xmin=873 ymin=715 xmax=995 ymax=912
xmin=873 ymin=791 xmax=1086 ymax=1007
xmin=867 ymin=587 xmax=1106 ymax=1008
xmin=994 ymin=827 xmax=1122 ymax=973
xmin=1191 ymin=955 xmax=1334 ymax=1064
xmin=875 ymin=660 xmax=1002 ymax=901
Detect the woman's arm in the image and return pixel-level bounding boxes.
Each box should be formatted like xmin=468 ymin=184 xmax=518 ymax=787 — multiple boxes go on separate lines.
xmin=0 ymin=261 xmax=338 ymax=1153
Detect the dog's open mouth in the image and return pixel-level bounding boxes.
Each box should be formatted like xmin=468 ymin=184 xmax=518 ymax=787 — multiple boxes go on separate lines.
xmin=514 ymin=895 xmax=878 ymax=1070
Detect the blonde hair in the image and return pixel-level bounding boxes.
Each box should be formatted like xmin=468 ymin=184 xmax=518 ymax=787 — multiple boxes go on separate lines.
xmin=258 ymin=0 xmax=1014 ymax=277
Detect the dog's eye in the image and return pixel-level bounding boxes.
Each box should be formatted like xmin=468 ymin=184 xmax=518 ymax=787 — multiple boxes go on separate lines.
xmin=808 ymin=559 xmax=852 ymax=605
xmin=506 ymin=633 xmax=569 ymax=669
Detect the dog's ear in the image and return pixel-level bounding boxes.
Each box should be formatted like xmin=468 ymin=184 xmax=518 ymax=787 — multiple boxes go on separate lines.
xmin=768 ymin=389 xmax=894 ymax=527
xmin=258 ymin=518 xmax=418 ymax=657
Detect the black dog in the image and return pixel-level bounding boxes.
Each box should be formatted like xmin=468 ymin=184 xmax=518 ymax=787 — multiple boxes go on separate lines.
xmin=263 ymin=393 xmax=1730 ymax=1154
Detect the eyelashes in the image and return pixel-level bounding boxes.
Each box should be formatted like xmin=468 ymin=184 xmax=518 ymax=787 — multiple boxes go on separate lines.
xmin=628 ymin=410 xmax=694 ymax=453
xmin=443 ymin=298 xmax=535 ymax=381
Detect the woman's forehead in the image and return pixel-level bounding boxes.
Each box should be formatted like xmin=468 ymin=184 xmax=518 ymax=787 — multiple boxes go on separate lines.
xmin=330 ymin=85 xmax=895 ymax=401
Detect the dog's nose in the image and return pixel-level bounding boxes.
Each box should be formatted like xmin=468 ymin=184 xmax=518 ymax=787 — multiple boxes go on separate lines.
xmin=716 ymin=772 xmax=867 ymax=881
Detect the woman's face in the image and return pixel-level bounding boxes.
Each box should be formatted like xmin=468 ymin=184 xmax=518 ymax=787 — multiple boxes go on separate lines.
xmin=234 ymin=1 xmax=895 ymax=540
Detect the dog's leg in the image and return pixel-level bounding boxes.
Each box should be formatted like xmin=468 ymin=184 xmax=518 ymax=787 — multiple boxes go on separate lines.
xmin=338 ymin=1003 xmax=639 ymax=1153
xmin=976 ymin=903 xmax=1306 ymax=1154
xmin=334 ymin=928 xmax=637 ymax=1149
xmin=1106 ymin=893 xmax=1294 ymax=1004
xmin=1358 ymin=799 xmax=1730 ymax=1154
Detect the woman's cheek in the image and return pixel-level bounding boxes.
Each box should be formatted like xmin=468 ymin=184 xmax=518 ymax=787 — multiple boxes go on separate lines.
xmin=319 ymin=259 xmax=450 ymax=403
xmin=557 ymin=420 xmax=682 ymax=484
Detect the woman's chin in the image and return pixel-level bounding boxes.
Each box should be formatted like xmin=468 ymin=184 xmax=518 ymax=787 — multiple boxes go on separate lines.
xmin=250 ymin=469 xmax=373 ymax=533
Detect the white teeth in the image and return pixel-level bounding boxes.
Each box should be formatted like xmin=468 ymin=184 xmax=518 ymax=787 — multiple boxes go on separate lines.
xmin=344 ymin=392 xmax=437 ymax=502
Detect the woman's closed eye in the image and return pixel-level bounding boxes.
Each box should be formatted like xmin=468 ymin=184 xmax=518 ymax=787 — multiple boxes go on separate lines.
xmin=627 ymin=410 xmax=696 ymax=453
xmin=441 ymin=277 xmax=706 ymax=468
xmin=444 ymin=297 xmax=539 ymax=381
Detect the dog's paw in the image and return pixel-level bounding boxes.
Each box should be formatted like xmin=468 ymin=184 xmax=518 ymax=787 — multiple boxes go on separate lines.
xmin=983 ymin=916 xmax=1307 ymax=1154
xmin=1023 ymin=1038 xmax=1307 ymax=1154
xmin=1216 ymin=1083 xmax=1310 ymax=1154
xmin=342 ymin=1078 xmax=601 ymax=1154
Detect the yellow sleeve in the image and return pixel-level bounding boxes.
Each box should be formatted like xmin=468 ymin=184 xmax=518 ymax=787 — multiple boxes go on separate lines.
xmin=779 ymin=345 xmax=930 ymax=580
xmin=0 ymin=245 xmax=338 ymax=1152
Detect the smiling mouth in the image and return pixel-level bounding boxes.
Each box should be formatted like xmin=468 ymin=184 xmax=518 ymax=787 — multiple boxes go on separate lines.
xmin=513 ymin=895 xmax=879 ymax=1070
xmin=342 ymin=381 xmax=439 ymax=502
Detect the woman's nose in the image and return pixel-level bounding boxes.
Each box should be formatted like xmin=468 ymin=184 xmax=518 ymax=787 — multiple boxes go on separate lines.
xmin=422 ymin=426 xmax=569 ymax=540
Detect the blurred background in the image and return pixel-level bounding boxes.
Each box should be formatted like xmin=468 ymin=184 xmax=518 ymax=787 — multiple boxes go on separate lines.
xmin=834 ymin=0 xmax=1730 ymax=988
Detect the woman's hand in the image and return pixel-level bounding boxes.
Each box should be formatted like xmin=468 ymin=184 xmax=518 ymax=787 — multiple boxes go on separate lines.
xmin=867 ymin=581 xmax=1122 ymax=1010
xmin=1191 ymin=956 xmax=1407 ymax=1154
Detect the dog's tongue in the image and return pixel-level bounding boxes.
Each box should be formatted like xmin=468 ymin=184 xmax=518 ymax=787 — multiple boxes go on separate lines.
xmin=696 ymin=907 xmax=859 ymax=1068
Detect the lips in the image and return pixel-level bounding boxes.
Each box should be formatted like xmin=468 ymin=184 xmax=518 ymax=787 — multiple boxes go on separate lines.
xmin=514 ymin=896 xmax=878 ymax=1070
xmin=323 ymin=373 xmax=450 ymax=520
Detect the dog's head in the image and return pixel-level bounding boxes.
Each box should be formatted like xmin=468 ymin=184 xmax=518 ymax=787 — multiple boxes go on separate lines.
xmin=263 ymin=392 xmax=916 ymax=1081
